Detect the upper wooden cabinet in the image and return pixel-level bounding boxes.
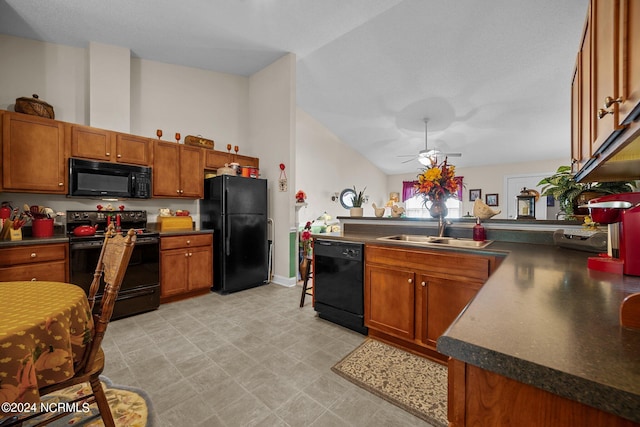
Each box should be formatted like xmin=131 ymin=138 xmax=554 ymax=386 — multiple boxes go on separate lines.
xmin=1 ymin=111 xmax=67 ymax=194
xmin=153 ymin=141 xmax=204 ymax=198
xmin=590 ymin=0 xmax=620 ymax=153
xmin=617 ymin=0 xmax=640 ymax=125
xmin=70 ymin=124 xmax=151 ymax=166
xmin=574 ymin=0 xmax=640 ymax=181
xmin=204 ymin=150 xmax=259 ymax=170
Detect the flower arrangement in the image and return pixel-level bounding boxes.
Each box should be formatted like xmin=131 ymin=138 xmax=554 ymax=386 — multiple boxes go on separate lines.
xmin=295 ymin=190 xmax=307 ymax=203
xmin=415 ymin=157 xmax=459 ymax=203
xmin=300 ymin=221 xmax=312 ymax=258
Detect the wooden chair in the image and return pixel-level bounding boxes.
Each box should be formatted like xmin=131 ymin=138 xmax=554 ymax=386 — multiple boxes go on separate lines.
xmin=299 ymin=257 xmax=313 ymax=307
xmin=10 ymin=225 xmax=136 ymax=427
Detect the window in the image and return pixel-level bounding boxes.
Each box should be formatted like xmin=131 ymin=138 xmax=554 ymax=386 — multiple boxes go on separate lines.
xmin=404 ymin=196 xmax=462 ymax=219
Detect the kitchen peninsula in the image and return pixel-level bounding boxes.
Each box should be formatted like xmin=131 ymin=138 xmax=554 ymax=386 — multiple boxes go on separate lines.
xmin=317 ymin=216 xmax=640 ymax=426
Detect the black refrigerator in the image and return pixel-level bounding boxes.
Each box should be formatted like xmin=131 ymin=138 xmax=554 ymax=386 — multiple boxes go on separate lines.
xmin=201 ymin=176 xmax=269 ymax=293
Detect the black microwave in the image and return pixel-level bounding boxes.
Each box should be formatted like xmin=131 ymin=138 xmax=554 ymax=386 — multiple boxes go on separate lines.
xmin=68 ymin=158 xmax=152 ymax=199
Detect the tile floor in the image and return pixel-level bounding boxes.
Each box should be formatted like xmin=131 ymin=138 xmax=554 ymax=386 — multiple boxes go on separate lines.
xmin=102 ymin=283 xmax=436 ymax=426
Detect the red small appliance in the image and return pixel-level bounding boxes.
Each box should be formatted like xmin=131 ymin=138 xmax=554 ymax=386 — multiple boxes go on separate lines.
xmin=586 ymin=192 xmax=640 ymax=276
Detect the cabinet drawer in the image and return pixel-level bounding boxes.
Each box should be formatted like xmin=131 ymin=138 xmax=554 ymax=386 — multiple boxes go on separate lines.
xmin=161 ymin=233 xmax=213 ymax=250
xmin=366 ymin=244 xmax=491 ymax=282
xmin=0 ymin=244 xmax=67 ymax=267
xmin=0 ymin=261 xmax=67 ymax=282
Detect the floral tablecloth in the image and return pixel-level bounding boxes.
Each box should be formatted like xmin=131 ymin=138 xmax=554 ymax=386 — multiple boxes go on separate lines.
xmin=0 ymin=281 xmax=93 ymax=404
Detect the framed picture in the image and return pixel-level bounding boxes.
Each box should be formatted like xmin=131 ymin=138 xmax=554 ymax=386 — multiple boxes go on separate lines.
xmin=486 ymin=193 xmax=499 ymax=206
xmin=469 ymin=189 xmax=481 ymax=202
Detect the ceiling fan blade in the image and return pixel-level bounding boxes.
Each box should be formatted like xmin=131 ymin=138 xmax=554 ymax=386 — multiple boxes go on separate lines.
xmin=401 ymin=157 xmax=417 ymax=164
xmin=444 ymin=152 xmax=462 ymax=157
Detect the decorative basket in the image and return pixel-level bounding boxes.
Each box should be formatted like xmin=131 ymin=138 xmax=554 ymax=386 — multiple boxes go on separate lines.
xmin=184 ymin=135 xmax=214 ymax=149
xmin=15 ymin=94 xmax=55 ymax=119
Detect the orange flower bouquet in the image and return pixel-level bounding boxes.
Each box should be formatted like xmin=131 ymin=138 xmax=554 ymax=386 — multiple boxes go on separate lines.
xmin=415 ymin=157 xmax=459 ymax=204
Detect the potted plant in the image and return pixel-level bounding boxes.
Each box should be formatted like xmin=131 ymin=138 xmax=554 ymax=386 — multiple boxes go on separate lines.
xmin=350 ymin=186 xmax=366 ymax=217
xmin=537 ymin=166 xmax=635 ymax=219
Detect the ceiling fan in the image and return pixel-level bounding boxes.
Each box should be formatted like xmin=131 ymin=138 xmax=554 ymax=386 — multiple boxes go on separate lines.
xmin=400 ymin=118 xmax=462 ymax=165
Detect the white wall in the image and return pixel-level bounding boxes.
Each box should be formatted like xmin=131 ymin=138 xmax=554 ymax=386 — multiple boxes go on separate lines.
xmin=387 ymin=158 xmax=565 ymax=219
xmin=130 ymin=58 xmax=250 ymax=148
xmin=295 ymin=108 xmax=388 ymax=226
xmin=89 ymin=42 xmax=131 ymax=132
xmin=249 ymin=54 xmax=297 ymax=286
xmin=0 ymin=34 xmax=88 ymax=121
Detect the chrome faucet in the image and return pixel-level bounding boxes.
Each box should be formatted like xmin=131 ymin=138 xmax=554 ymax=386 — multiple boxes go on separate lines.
xmin=438 ymin=217 xmax=451 ymax=237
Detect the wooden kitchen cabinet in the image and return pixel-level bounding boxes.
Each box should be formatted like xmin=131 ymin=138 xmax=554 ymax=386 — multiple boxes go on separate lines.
xmin=70 ymin=124 xmax=152 ymax=166
xmin=1 ymin=111 xmax=67 ymax=194
xmin=617 ymin=0 xmax=640 ymax=125
xmin=204 ymin=149 xmax=259 ymax=170
xmin=573 ymin=0 xmax=640 ymax=181
xmin=365 ymin=244 xmax=496 ymax=360
xmin=160 ymin=233 xmax=212 ymax=302
xmin=590 ymin=0 xmax=620 ymax=153
xmin=153 ymin=141 xmax=204 ymax=198
xmin=0 ymin=242 xmax=68 ymax=282
xmin=448 ymin=359 xmax=639 ymax=427
xmin=571 ymin=13 xmax=593 ymax=174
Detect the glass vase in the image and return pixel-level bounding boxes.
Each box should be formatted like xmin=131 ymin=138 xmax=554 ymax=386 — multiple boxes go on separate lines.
xmin=429 ymin=200 xmax=448 ymax=219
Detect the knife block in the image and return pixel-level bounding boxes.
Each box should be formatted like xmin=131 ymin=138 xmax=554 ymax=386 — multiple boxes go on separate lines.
xmin=0 ymin=220 xmax=22 ymax=240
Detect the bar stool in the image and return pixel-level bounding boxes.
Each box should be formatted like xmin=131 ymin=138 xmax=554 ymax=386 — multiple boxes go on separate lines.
xmin=299 ymin=258 xmax=313 ymax=307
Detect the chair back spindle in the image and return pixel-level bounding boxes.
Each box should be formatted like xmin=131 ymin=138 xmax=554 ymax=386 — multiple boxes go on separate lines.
xmin=80 ymin=225 xmax=136 ymax=374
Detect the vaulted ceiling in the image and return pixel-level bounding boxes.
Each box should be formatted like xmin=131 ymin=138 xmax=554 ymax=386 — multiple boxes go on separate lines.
xmin=0 ymin=0 xmax=589 ymax=174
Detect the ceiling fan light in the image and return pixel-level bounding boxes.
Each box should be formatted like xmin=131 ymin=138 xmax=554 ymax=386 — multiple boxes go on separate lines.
xmin=418 ymin=156 xmax=432 ymax=166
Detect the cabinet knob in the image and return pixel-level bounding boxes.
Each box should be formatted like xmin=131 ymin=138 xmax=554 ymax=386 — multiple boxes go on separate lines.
xmin=421 ymin=281 xmax=426 ymax=287
xmin=176 ymin=190 xmax=181 ymax=194
xmin=186 ymin=240 xmax=191 ymax=245
xmin=117 ymin=154 xmax=122 ymax=158
xmin=105 ymin=152 xmax=111 ymax=156
xmin=30 ymin=253 xmax=37 ymax=258
xmin=604 ymin=96 xmax=623 ymax=108
xmin=31 ymin=278 xmax=36 ymax=281
xmin=58 ymin=182 xmax=63 ymax=187
xmin=597 ymin=108 xmax=613 ymax=119
xmin=188 ymin=252 xmax=193 ymax=257
xmin=408 ymin=278 xmax=413 ymax=284
xmin=185 ymin=253 xmax=189 ymax=257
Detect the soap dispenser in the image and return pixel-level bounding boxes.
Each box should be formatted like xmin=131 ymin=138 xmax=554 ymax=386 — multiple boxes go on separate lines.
xmin=473 ymin=217 xmax=486 ymax=241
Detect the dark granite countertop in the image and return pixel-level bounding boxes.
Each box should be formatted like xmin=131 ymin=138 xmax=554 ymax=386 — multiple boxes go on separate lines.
xmin=314 ymin=231 xmax=640 ymax=423
xmin=0 ymin=235 xmax=70 ymax=247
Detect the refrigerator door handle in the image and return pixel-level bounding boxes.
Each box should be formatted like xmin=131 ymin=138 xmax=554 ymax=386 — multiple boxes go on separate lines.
xmin=226 ymin=220 xmax=231 ymax=256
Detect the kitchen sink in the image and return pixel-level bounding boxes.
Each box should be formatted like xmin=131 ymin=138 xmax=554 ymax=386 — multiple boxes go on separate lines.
xmin=376 ymin=234 xmax=493 ymax=249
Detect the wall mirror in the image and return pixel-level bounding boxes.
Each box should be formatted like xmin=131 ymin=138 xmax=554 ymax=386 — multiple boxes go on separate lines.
xmin=339 ymin=188 xmax=357 ymax=209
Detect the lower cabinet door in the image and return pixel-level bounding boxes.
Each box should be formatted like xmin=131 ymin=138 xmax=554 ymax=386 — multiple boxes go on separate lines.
xmin=160 ymin=249 xmax=189 ymax=297
xmin=188 ymin=246 xmax=212 ymax=291
xmin=422 ymin=275 xmax=481 ymax=348
xmin=365 ymin=264 xmax=416 ymax=340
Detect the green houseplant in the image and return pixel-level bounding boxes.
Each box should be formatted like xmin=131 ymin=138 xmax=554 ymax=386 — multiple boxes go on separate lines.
xmin=351 ymin=186 xmax=366 ymax=208
xmin=350 ymin=186 xmax=366 ymax=217
xmin=537 ymin=166 xmax=635 ymax=219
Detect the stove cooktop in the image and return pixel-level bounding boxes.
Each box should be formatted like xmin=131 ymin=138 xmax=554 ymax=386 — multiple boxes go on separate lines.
xmin=66 ymin=210 xmax=151 ymax=238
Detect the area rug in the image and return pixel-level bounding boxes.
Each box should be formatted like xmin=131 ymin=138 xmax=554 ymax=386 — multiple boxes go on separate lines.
xmin=332 ymin=339 xmax=447 ymax=427
xmin=24 ymin=376 xmax=154 ymax=427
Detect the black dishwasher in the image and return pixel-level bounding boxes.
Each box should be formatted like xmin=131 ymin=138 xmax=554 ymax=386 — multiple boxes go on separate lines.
xmin=313 ymin=240 xmax=367 ymax=335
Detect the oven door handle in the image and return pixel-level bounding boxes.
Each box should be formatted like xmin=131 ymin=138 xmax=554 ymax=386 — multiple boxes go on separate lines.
xmin=116 ymin=287 xmax=158 ymax=300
